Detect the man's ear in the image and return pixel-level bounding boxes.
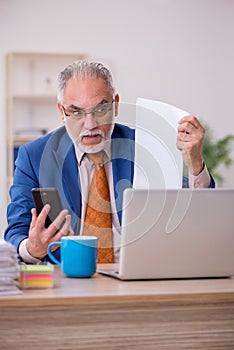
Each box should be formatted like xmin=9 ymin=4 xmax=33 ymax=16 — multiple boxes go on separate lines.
xmin=57 ymin=101 xmax=65 ymax=122
xmin=114 ymin=94 xmax=119 ymax=117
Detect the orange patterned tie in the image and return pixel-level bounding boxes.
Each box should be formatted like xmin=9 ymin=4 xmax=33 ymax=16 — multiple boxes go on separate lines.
xmin=83 ymin=152 xmax=114 ymax=263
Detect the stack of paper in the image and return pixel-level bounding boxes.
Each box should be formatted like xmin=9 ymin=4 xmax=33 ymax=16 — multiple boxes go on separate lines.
xmin=0 ymin=240 xmax=21 ymax=295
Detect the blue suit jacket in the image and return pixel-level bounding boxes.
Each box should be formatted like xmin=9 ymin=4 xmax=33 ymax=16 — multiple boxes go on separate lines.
xmin=5 ymin=124 xmax=135 ymax=261
xmin=4 ymin=123 xmax=215 ymax=262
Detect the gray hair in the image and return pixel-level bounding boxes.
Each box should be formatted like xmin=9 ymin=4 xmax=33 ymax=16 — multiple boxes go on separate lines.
xmin=57 ymin=60 xmax=115 ymax=103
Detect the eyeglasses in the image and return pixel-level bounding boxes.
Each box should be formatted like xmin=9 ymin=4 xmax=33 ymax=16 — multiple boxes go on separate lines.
xmin=61 ymin=100 xmax=114 ymax=121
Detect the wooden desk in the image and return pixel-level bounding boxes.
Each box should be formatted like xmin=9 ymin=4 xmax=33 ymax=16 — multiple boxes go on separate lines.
xmin=1 ymin=266 xmax=234 ymax=350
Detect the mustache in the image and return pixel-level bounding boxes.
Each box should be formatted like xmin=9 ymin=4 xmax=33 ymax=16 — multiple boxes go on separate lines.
xmin=78 ymin=129 xmax=105 ymax=141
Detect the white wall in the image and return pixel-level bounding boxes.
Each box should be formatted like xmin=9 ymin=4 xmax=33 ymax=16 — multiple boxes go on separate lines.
xmin=0 ymin=0 xmax=234 ymax=234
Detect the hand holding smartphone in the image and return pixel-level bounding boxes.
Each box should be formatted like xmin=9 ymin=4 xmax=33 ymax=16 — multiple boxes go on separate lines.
xmin=31 ymin=187 xmax=64 ymax=228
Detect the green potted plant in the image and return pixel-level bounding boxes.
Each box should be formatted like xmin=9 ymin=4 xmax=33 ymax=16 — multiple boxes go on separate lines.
xmin=202 ymin=124 xmax=234 ymax=186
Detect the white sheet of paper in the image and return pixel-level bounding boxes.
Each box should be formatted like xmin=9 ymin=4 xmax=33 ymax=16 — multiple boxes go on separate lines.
xmin=133 ymin=98 xmax=190 ymax=189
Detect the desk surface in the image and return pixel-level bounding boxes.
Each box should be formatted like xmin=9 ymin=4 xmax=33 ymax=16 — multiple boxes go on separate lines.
xmin=1 ymin=265 xmax=234 ymax=307
xmin=1 ymin=265 xmax=234 ymax=350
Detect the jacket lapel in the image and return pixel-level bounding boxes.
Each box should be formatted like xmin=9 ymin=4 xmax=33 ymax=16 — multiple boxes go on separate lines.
xmin=111 ymin=137 xmax=135 ymax=224
xmin=52 ymin=133 xmax=82 ymax=233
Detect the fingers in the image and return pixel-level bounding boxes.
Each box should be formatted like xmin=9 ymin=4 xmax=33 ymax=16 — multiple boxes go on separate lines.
xmin=28 ymin=203 xmax=73 ymax=259
xmin=177 ymin=115 xmax=205 ymax=147
xmin=30 ymin=208 xmax=38 ymax=229
xmin=45 ymin=209 xmax=69 ymax=245
xmin=176 ymin=140 xmax=185 ymax=151
xmin=178 ymin=115 xmax=200 ymax=128
xmin=178 ymin=123 xmax=193 ymax=134
xmin=177 ymin=132 xmax=198 ymax=143
xmin=178 ymin=115 xmax=204 ymax=134
xmin=48 ymin=209 xmax=68 ymax=231
xmin=31 ymin=205 xmax=69 ymax=241
xmin=28 ymin=205 xmax=51 ymax=244
xmin=35 ymin=204 xmax=51 ymax=230
xmin=54 ymin=213 xmax=71 ymax=236
xmin=51 ymin=214 xmax=72 ymax=242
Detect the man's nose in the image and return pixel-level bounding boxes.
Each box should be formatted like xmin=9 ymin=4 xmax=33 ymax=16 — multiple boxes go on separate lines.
xmin=83 ymin=113 xmax=98 ymax=129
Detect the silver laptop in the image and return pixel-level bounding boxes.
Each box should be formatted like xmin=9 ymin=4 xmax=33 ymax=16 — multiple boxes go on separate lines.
xmin=98 ymin=188 xmax=234 ymax=280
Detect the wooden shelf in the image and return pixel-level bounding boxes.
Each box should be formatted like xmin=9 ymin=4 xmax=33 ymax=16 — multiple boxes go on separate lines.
xmin=12 ymin=94 xmax=57 ymax=102
xmin=5 ymin=51 xmax=87 ymax=191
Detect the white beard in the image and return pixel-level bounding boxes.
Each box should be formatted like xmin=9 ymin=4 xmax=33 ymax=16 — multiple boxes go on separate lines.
xmin=65 ymin=122 xmax=114 ymax=154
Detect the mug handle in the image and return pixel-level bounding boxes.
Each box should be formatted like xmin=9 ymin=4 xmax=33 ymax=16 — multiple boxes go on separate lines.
xmin=47 ymin=241 xmax=61 ymax=265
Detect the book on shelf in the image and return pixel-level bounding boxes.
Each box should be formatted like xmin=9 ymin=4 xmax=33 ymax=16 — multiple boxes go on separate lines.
xmin=14 ymin=127 xmax=48 ymax=146
xmin=13 ymin=128 xmax=48 ymax=168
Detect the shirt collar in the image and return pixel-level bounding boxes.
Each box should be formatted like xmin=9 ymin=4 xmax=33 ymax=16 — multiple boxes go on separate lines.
xmin=75 ymin=139 xmax=112 ymax=166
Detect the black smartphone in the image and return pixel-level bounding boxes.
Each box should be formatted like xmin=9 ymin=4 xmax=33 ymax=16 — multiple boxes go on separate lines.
xmin=31 ymin=187 xmax=64 ymax=228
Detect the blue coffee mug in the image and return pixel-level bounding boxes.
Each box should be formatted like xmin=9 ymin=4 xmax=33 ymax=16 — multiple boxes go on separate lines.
xmin=47 ymin=236 xmax=98 ymax=278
